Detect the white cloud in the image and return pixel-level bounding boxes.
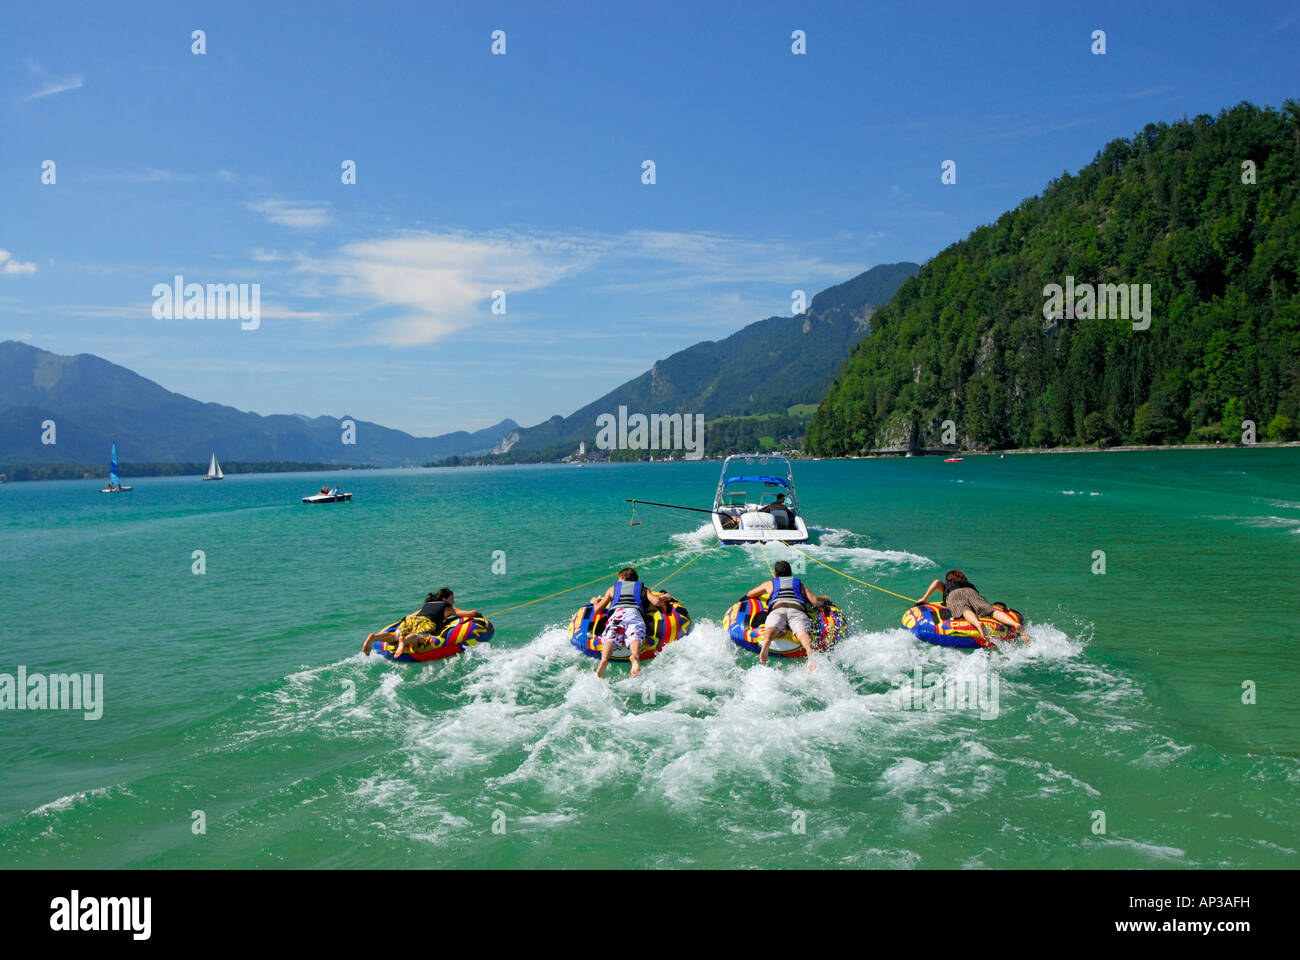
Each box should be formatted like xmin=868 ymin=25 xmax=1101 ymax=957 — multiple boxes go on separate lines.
xmin=87 ymin=167 xmax=196 ymax=184
xmin=216 ymin=170 xmax=239 ymax=183
xmin=22 ymin=59 xmax=83 ymax=101
xmin=308 ymin=231 xmax=598 ymax=345
xmin=1121 ymin=86 xmax=1174 ymax=101
xmin=249 ymin=199 xmax=332 ymax=229
xmin=0 ymin=249 xmax=38 ymax=276
xmin=288 ymin=227 xmax=877 ymax=347
xmin=603 ymin=229 xmax=869 ymax=291
xmin=256 ymin=303 xmax=332 ymax=322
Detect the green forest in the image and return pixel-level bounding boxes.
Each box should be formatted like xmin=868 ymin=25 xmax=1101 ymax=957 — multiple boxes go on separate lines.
xmin=806 ymin=101 xmax=1300 ymax=454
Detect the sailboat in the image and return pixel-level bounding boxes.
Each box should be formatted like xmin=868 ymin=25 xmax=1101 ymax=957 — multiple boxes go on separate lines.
xmin=203 ymin=453 xmax=224 ymax=481
xmin=100 ymin=442 xmax=133 ymax=493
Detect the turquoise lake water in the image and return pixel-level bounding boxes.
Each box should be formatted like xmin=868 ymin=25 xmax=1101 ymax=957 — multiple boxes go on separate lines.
xmin=1 ymin=450 xmax=1297 ymax=868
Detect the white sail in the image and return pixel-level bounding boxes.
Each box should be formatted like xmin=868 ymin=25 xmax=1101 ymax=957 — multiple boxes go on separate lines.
xmin=205 ymin=453 xmax=224 ymax=480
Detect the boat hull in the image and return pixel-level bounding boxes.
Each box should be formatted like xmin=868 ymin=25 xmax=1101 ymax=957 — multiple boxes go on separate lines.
xmin=301 ymin=493 xmax=352 ymax=503
xmin=712 ymin=514 xmax=809 ymax=545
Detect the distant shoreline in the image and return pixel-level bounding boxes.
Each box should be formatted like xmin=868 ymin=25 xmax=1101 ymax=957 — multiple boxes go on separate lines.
xmin=859 ymin=441 xmax=1300 ymax=458
xmin=4 ymin=441 xmax=1299 ymax=483
xmin=0 ymin=461 xmax=384 ymax=484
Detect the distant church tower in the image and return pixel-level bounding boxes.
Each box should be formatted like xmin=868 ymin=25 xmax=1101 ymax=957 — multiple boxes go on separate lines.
xmin=578 ymin=440 xmax=586 ymax=457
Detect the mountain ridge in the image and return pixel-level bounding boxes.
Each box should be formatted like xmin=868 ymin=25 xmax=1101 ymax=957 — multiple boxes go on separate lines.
xmin=504 ymin=261 xmax=919 ymax=458
xmin=0 ymin=340 xmax=519 ymax=466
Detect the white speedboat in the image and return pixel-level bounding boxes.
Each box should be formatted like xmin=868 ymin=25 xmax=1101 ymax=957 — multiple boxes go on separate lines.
xmin=710 ymin=454 xmax=809 ymax=544
xmin=302 ymin=491 xmax=352 ymax=503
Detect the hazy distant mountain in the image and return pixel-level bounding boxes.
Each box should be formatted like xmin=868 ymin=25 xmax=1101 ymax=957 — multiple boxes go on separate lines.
xmin=0 ymin=340 xmax=517 ymax=466
xmin=508 ymin=262 xmax=919 ymax=456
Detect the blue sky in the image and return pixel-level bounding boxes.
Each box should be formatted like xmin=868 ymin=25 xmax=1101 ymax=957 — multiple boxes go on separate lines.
xmin=3 ymin=1 xmax=1298 ymax=434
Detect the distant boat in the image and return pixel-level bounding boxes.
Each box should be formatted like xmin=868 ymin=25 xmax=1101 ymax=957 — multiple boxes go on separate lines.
xmin=203 ymin=453 xmax=224 ymax=481
xmin=944 ymin=457 xmax=964 ymax=463
xmin=302 ymin=489 xmax=352 ymax=504
xmin=100 ymin=442 xmax=133 ymax=493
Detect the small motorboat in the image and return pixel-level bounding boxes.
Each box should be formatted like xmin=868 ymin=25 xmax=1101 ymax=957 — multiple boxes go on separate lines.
xmin=710 ymin=454 xmax=810 ymax=544
xmin=944 ymin=457 xmax=964 ymax=463
xmin=302 ymin=491 xmax=352 ymax=503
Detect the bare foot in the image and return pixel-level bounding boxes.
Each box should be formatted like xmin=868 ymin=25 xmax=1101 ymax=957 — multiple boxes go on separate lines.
xmin=807 ymin=658 xmax=817 ymax=673
xmin=630 ymin=660 xmax=640 ymax=678
xmin=596 ymin=662 xmax=607 ymax=679
xmin=362 ymin=635 xmax=374 ymax=656
xmin=394 ymin=639 xmax=406 ymax=658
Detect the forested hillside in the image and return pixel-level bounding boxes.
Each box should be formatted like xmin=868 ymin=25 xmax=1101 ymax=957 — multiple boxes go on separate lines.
xmin=502 ymin=261 xmax=918 ymax=459
xmin=807 ymin=102 xmax=1300 ymax=453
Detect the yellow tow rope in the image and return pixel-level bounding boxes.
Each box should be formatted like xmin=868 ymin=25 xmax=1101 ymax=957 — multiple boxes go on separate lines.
xmin=652 ymin=543 xmax=718 ymax=589
xmin=486 ymin=543 xmax=697 ymax=618
xmin=779 ymin=541 xmax=919 ymax=604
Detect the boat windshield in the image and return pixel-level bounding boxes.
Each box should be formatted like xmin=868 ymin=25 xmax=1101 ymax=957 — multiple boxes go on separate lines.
xmin=714 ymin=455 xmax=798 ymax=510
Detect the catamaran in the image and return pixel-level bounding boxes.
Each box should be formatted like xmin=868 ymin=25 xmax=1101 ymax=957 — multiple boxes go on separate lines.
xmin=100 ymin=442 xmax=133 ymax=493
xmin=203 ymin=453 xmax=224 ymax=481
xmin=711 ymin=454 xmax=809 ymax=544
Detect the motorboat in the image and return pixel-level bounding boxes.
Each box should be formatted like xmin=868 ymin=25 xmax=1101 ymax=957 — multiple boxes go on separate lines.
xmin=710 ymin=454 xmax=809 ymax=544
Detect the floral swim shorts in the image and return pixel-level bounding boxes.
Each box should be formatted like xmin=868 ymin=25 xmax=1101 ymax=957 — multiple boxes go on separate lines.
xmin=603 ymin=607 xmax=648 ymax=649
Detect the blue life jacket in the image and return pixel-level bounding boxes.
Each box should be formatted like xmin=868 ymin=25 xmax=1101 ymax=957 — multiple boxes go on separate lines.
xmin=771 ymin=576 xmax=805 ymax=611
xmin=611 ymin=580 xmax=645 ymax=611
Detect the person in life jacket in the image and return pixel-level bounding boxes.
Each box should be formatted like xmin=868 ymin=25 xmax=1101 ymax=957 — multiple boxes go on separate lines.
xmin=589 ymin=567 xmax=670 ymax=679
xmin=745 ymin=560 xmax=830 ymax=671
xmin=362 ymin=587 xmax=483 ymax=658
xmin=917 ymin=569 xmax=1026 ymax=647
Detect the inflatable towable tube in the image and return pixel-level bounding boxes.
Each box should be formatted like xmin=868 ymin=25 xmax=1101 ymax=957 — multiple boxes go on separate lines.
xmin=567 ymin=596 xmax=693 ymax=661
xmin=723 ymin=596 xmax=847 ymax=657
xmin=371 ymin=616 xmax=494 ymax=663
xmin=901 ymin=603 xmax=1022 ymax=649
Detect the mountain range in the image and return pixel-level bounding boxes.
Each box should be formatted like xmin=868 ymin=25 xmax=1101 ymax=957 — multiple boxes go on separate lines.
xmin=504 ymin=261 xmax=918 ymax=458
xmin=0 ymin=262 xmax=917 ymax=468
xmin=0 ymin=340 xmax=518 ymax=467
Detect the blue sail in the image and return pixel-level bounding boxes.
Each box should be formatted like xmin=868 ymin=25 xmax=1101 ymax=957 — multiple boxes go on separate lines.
xmin=110 ymin=442 xmax=120 ymax=487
